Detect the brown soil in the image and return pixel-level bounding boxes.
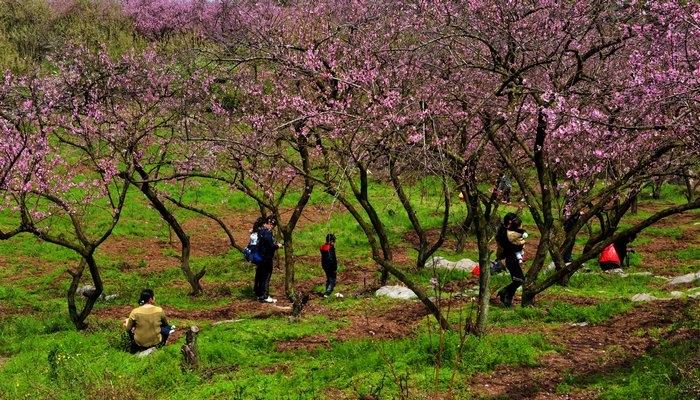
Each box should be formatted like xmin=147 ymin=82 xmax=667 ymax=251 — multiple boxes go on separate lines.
xmin=470 ymin=299 xmax=699 ymax=399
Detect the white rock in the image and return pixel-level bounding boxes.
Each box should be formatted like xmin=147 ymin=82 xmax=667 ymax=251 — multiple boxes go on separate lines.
xmin=670 ymin=291 xmax=684 ymax=298
xmin=76 ymin=285 xmax=96 ymax=296
xmin=136 ymin=347 xmax=157 ymax=357
xmin=628 ymin=272 xmax=654 ymax=277
xmin=667 ymin=272 xmax=700 ymax=285
xmin=212 ymin=319 xmax=243 ymax=326
xmin=425 ymin=256 xmax=450 ymax=268
xmin=689 ymin=291 xmax=700 ymax=299
xmin=605 ymin=269 xmax=628 ymax=277
xmin=544 ymin=262 xmax=557 ymax=274
xmin=375 ymin=286 xmax=418 ymax=299
xmin=454 ymin=259 xmax=479 ymax=271
xmin=426 ymin=257 xmax=477 ymax=271
xmin=631 ymin=293 xmax=661 ymax=302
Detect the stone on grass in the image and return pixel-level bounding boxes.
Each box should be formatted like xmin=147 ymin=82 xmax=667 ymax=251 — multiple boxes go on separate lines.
xmin=375 ymin=286 xmax=417 ymax=299
xmin=666 ymin=271 xmax=700 ymax=285
xmin=630 ymin=293 xmax=665 ymax=302
xmin=604 ymin=269 xmax=628 ymax=277
xmin=136 ymin=347 xmax=157 ymax=357
xmin=544 ymin=262 xmax=557 ymax=274
xmin=426 ymin=257 xmax=477 ymax=272
xmin=76 ymin=285 xmax=96 ymax=297
xmin=425 ymin=257 xmax=454 ymax=269
xmin=454 ymin=259 xmax=478 ymax=272
xmin=670 ymin=291 xmax=684 ymax=298
xmin=212 ymin=319 xmax=243 ymax=326
xmin=628 ymin=272 xmax=654 ymax=277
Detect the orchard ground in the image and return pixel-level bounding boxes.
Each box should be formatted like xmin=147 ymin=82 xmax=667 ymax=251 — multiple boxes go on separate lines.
xmin=1 ymin=200 xmax=698 ymax=399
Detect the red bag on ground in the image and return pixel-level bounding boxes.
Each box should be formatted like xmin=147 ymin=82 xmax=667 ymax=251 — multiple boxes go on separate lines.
xmin=598 ymin=244 xmax=620 ymax=264
xmin=472 ymin=264 xmax=480 ymax=275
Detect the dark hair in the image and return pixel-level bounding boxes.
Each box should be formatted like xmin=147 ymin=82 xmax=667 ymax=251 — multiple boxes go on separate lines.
xmin=509 ymin=216 xmax=522 ymax=229
xmin=138 ymin=289 xmax=154 ymax=306
xmin=252 ymin=216 xmax=266 ymax=233
xmin=326 ymin=234 xmax=336 ymax=244
xmin=503 ymin=212 xmax=517 ymax=226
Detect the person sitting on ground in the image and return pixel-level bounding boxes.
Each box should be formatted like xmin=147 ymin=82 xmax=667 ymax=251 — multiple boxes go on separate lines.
xmin=599 ymin=233 xmax=637 ymax=271
xmin=507 ymin=217 xmax=528 ymax=265
xmin=124 ymin=289 xmax=174 ymax=353
xmin=320 ymin=234 xmax=338 ymax=298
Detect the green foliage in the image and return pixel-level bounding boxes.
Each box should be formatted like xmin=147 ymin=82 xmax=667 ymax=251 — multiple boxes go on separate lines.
xmin=0 ymin=0 xmax=143 ymax=73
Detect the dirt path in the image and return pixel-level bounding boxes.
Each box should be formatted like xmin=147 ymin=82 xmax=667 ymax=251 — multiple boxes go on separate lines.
xmin=468 ymin=299 xmax=699 ymax=399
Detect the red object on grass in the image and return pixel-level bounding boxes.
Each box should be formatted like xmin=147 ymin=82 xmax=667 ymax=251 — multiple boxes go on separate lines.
xmin=599 ymin=243 xmax=620 ymax=264
xmin=472 ymin=264 xmax=480 ymax=275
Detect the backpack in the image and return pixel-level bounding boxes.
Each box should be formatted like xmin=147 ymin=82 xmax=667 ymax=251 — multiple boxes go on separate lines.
xmin=244 ymin=233 xmax=262 ymax=264
xmin=598 ymin=243 xmax=620 ymax=265
xmin=490 ymin=259 xmax=506 ymax=274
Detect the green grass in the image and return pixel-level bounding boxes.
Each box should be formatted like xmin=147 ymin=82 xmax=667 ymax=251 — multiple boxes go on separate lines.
xmin=0 ymin=312 xmax=554 ymax=399
xmin=488 ymin=299 xmax=633 ymax=327
xmin=561 ymin=340 xmax=700 ymax=399
xmin=0 ymin=177 xmax=697 ymax=398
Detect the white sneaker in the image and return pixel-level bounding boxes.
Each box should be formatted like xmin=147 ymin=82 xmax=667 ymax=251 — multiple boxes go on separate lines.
xmin=263 ymin=296 xmax=277 ymax=303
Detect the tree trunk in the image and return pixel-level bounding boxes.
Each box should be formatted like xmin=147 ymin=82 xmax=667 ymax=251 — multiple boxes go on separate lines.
xmin=652 ymin=178 xmax=664 ymax=200
xmin=474 ymin=240 xmax=492 ymax=335
xmin=282 ymin=230 xmax=295 ymax=299
xmin=376 ymin=258 xmax=450 ymax=330
xmin=131 ymin=171 xmax=204 ymax=295
xmin=180 ymin=325 xmax=200 ymax=369
xmin=521 ymin=290 xmax=537 ymax=308
xmin=683 ymin=170 xmax=696 ymax=202
xmin=67 ymin=254 xmax=103 ymax=330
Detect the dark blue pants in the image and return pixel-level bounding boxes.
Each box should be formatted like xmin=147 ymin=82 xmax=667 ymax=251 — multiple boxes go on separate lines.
xmin=502 ymin=254 xmax=524 ymax=303
xmin=323 ymin=268 xmax=337 ymax=295
xmin=129 ymin=324 xmax=172 ymax=353
xmin=254 ymin=260 xmax=273 ymax=298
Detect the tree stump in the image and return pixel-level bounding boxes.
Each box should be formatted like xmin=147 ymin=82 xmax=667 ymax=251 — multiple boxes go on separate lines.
xmin=180 ymin=325 xmax=200 ymax=369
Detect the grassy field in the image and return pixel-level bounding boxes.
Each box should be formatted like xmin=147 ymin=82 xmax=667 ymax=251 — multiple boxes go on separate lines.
xmin=0 ymin=182 xmax=698 ymax=399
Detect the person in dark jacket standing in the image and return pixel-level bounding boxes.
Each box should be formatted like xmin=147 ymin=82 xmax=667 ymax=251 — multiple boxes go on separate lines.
xmin=495 ymin=213 xmax=523 ymax=307
xmin=320 ymin=234 xmax=338 ymax=298
xmin=253 ymin=216 xmax=283 ymax=303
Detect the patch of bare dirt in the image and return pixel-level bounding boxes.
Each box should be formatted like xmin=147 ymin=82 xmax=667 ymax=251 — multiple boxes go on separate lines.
xmin=468 ymin=299 xmax=699 ymax=399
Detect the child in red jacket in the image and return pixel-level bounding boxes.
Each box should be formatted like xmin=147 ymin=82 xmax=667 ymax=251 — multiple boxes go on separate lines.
xmin=320 ymin=234 xmax=337 ymax=298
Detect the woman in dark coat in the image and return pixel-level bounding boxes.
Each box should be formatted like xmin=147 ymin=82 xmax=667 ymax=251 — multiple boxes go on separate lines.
xmin=253 ymin=216 xmax=283 ymax=303
xmin=495 ymin=213 xmax=522 ymax=307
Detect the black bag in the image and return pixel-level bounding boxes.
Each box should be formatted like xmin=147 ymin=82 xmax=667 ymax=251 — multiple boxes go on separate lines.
xmin=490 ymin=259 xmax=506 ymax=274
